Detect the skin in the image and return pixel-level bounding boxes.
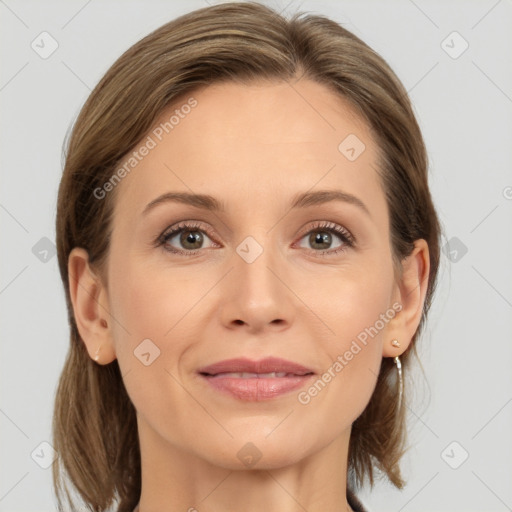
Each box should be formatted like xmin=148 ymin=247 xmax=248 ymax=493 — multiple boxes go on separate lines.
xmin=69 ymin=78 xmax=429 ymax=512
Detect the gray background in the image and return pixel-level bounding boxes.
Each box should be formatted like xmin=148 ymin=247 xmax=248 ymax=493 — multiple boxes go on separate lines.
xmin=1 ymin=0 xmax=511 ymax=511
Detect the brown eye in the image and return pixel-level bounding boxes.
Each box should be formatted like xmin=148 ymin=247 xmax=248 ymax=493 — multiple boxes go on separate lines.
xmin=176 ymin=230 xmax=204 ymax=250
xmin=308 ymin=231 xmax=334 ymax=250
xmin=158 ymin=222 xmax=218 ymax=255
xmin=296 ymin=221 xmax=355 ymax=256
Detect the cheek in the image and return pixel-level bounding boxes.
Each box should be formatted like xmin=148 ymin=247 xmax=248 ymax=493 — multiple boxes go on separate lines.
xmin=108 ymin=252 xmax=208 ymax=341
xmin=311 ymin=255 xmax=394 ymax=345
xmin=106 ymin=257 xmax=199 ymax=427
xmin=302 ymin=260 xmax=394 ymax=417
xmin=106 ymin=252 xmax=219 ymax=396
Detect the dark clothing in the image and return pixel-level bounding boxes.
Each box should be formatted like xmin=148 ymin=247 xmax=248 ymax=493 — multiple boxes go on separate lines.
xmin=132 ymin=489 xmax=367 ymax=512
xmin=347 ymin=487 xmax=367 ymax=512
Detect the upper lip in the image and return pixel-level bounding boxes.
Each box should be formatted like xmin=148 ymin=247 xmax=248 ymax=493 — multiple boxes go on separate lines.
xmin=197 ymin=357 xmax=315 ymax=376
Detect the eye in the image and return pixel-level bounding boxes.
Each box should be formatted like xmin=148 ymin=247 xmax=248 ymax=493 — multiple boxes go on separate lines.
xmin=295 ymin=221 xmax=355 ymax=256
xmin=157 ymin=221 xmax=219 ymax=255
xmin=155 ymin=220 xmax=355 ymax=257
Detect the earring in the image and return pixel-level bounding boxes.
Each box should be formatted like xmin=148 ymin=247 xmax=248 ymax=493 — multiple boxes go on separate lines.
xmin=391 ymin=339 xmax=400 ymax=348
xmin=394 ymin=355 xmax=403 ymax=410
xmin=94 ymin=346 xmax=101 ymax=362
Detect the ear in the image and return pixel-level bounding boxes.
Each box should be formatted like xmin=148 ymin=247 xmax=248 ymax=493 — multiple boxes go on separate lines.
xmin=382 ymin=239 xmax=430 ymax=357
xmin=68 ymin=247 xmax=116 ymax=364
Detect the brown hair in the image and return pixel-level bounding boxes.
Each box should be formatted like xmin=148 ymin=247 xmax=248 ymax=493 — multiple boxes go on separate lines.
xmin=53 ymin=2 xmax=442 ymax=511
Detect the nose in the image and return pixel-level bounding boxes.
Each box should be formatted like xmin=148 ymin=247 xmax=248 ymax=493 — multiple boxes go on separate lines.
xmin=219 ymin=237 xmax=295 ymax=334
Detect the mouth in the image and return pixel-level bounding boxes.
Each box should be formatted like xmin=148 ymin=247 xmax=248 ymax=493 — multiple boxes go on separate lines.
xmin=197 ymin=356 xmax=315 ymax=376
xmin=197 ymin=357 xmax=316 ymax=401
xmin=201 ymin=371 xmax=314 ymax=378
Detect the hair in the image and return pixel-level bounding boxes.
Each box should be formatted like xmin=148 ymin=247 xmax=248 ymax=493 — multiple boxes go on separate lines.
xmin=52 ymin=2 xmax=442 ymax=511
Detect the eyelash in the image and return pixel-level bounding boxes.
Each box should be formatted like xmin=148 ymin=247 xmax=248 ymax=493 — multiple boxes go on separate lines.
xmin=155 ymin=220 xmax=355 ymax=257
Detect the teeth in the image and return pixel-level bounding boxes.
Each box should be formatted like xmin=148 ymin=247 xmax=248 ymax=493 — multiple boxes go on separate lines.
xmin=212 ymin=371 xmax=291 ymax=378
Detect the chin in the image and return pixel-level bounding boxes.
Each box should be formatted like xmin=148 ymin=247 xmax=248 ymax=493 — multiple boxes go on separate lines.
xmin=200 ymin=434 xmax=313 ymax=471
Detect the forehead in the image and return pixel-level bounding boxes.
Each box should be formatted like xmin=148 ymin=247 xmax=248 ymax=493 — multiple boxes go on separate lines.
xmin=113 ymin=79 xmax=384 ymax=219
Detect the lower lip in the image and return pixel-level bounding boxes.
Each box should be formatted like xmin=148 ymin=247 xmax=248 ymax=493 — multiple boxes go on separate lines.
xmin=199 ymin=374 xmax=315 ymax=401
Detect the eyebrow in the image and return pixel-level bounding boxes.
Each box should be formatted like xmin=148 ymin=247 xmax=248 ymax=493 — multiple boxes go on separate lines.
xmin=142 ymin=189 xmax=370 ymax=217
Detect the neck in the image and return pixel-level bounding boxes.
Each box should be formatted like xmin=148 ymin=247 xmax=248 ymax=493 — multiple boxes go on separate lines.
xmin=134 ymin=415 xmax=354 ymax=512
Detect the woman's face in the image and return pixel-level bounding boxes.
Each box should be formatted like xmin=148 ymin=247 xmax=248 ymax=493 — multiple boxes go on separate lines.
xmin=102 ymin=79 xmax=404 ymax=468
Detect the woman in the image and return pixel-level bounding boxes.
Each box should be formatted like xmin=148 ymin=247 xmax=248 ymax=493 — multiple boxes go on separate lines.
xmin=52 ymin=2 xmax=441 ymax=511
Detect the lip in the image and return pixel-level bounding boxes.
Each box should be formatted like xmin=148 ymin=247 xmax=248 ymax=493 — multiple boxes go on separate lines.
xmin=197 ymin=357 xmax=315 ymax=376
xmin=197 ymin=357 xmax=315 ymax=401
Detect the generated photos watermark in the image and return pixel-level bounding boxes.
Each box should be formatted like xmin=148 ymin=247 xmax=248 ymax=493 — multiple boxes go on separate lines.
xmin=93 ymin=97 xmax=198 ymax=200
xmin=297 ymin=301 xmax=403 ymax=405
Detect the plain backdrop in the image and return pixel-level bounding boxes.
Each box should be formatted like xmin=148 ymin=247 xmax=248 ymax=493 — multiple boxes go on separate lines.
xmin=1 ymin=1 xmax=511 ymax=511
